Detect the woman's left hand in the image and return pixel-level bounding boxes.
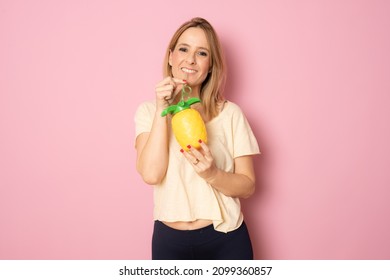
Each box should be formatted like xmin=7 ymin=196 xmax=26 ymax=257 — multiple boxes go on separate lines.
xmin=181 ymin=140 xmax=218 ymax=182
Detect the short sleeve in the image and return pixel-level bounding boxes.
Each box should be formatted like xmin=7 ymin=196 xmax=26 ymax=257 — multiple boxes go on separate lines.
xmin=231 ymin=105 xmax=260 ymax=158
xmin=134 ymin=101 xmax=156 ymax=138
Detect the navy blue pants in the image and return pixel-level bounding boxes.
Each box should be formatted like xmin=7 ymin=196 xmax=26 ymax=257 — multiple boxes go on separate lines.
xmin=152 ymin=221 xmax=253 ymax=260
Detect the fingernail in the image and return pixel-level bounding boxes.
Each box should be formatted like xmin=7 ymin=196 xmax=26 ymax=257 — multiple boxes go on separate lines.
xmin=183 ymin=79 xmax=187 ymax=83
xmin=198 ymin=139 xmax=202 ymax=143
xmin=187 ymin=145 xmax=191 ymax=149
xmin=180 ymin=149 xmax=184 ymax=153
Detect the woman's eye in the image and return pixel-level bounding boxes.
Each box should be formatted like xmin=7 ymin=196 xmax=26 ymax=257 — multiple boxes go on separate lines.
xmin=198 ymin=51 xmax=208 ymax=57
xmin=178 ymin=47 xmax=187 ymax=52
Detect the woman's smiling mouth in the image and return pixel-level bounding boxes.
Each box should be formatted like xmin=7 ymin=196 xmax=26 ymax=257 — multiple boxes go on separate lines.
xmin=181 ymin=67 xmax=197 ymax=74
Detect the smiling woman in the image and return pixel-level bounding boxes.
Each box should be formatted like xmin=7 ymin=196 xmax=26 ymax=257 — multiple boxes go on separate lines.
xmin=168 ymin=27 xmax=211 ymax=93
xmin=134 ymin=17 xmax=260 ymax=260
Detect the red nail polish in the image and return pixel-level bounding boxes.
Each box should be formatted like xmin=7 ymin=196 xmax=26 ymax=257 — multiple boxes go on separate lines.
xmin=180 ymin=149 xmax=184 ymax=153
xmin=187 ymin=145 xmax=191 ymax=149
xmin=198 ymin=139 xmax=202 ymax=143
xmin=183 ymin=79 xmax=187 ymax=83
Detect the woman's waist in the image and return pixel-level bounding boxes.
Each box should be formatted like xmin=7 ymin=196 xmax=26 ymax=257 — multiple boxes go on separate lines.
xmin=161 ymin=219 xmax=213 ymax=231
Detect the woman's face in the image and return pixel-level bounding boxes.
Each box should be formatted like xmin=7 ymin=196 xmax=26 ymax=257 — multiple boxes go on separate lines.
xmin=169 ymin=27 xmax=211 ymax=91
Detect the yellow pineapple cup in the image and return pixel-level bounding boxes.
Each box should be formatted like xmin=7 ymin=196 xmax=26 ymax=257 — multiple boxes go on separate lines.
xmin=161 ymin=93 xmax=207 ymax=151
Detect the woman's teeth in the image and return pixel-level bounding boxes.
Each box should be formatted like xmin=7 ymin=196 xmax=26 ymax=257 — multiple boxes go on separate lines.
xmin=181 ymin=68 xmax=196 ymax=73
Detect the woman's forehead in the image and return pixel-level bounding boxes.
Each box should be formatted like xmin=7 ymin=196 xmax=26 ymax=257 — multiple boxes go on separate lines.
xmin=177 ymin=27 xmax=209 ymax=50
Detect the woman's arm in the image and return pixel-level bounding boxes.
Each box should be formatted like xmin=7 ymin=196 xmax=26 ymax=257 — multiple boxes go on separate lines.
xmin=206 ymin=156 xmax=255 ymax=199
xmin=135 ymin=111 xmax=169 ymax=185
xmin=182 ymin=142 xmax=256 ymax=198
xmin=136 ymin=77 xmax=186 ymax=185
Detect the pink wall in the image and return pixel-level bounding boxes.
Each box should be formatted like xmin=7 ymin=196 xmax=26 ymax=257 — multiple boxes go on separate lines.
xmin=1 ymin=0 xmax=389 ymax=259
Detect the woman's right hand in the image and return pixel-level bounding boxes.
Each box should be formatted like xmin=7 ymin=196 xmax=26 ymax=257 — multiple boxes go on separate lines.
xmin=155 ymin=77 xmax=186 ymax=111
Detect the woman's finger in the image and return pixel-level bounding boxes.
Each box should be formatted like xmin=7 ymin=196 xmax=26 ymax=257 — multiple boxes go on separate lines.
xmin=181 ymin=148 xmax=200 ymax=166
xmin=156 ymin=84 xmax=174 ymax=93
xmin=156 ymin=77 xmax=187 ymax=101
xmin=198 ymin=140 xmax=213 ymax=159
xmin=172 ymin=77 xmax=187 ymax=84
xmin=156 ymin=77 xmax=186 ymax=88
xmin=186 ymin=145 xmax=205 ymax=161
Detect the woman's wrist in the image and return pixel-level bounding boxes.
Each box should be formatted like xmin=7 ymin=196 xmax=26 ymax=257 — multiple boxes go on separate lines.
xmin=204 ymin=168 xmax=220 ymax=186
xmin=154 ymin=108 xmax=168 ymax=120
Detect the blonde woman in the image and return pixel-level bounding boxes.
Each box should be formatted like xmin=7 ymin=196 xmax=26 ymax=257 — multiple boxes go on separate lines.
xmin=135 ymin=17 xmax=260 ymax=259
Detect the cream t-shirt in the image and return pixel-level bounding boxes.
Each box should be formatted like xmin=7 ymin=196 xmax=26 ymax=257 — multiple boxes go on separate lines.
xmin=134 ymin=100 xmax=260 ymax=233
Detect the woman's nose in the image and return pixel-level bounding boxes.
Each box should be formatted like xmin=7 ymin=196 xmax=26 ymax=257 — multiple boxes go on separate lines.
xmin=186 ymin=52 xmax=196 ymax=65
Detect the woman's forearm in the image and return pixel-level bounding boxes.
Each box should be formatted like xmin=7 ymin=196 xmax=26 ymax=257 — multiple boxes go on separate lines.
xmin=182 ymin=143 xmax=256 ymax=198
xmin=136 ymin=111 xmax=170 ymax=185
xmin=206 ymin=169 xmax=255 ymax=199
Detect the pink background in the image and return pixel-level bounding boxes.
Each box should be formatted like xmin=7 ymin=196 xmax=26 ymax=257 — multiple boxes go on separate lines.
xmin=1 ymin=0 xmax=390 ymax=259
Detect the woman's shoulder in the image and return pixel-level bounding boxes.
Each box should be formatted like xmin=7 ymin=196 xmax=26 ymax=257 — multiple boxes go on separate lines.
xmin=208 ymin=100 xmax=247 ymax=125
xmin=135 ymin=100 xmax=156 ymax=117
xmin=222 ymin=100 xmax=245 ymax=115
xmin=136 ymin=100 xmax=156 ymax=111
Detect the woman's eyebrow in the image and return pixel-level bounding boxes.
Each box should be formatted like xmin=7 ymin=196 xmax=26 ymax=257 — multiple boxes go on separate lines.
xmin=177 ymin=43 xmax=210 ymax=52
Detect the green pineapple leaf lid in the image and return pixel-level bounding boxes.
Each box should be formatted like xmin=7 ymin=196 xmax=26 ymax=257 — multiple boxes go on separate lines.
xmin=161 ymin=97 xmax=201 ymax=116
xmin=161 ymin=84 xmax=201 ymax=116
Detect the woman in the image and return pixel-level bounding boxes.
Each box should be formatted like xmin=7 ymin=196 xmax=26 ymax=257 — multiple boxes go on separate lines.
xmin=135 ymin=17 xmax=260 ymax=259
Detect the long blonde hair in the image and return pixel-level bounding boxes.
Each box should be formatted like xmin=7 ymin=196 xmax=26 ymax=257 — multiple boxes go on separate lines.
xmin=163 ymin=17 xmax=226 ymax=120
